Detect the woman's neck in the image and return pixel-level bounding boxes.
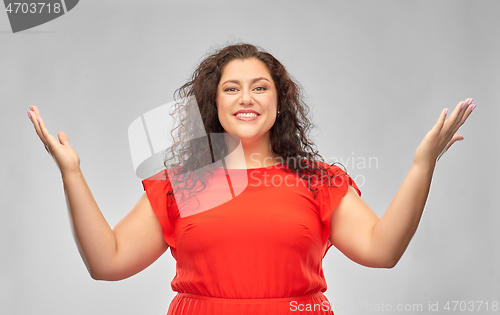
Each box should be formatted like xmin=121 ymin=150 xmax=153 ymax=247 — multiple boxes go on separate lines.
xmin=222 ymin=133 xmax=281 ymax=169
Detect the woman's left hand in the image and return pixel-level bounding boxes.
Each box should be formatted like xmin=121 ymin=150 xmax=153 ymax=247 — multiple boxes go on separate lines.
xmin=413 ymin=98 xmax=476 ymax=170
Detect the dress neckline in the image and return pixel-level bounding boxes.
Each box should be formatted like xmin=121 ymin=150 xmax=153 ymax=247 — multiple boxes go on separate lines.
xmin=215 ymin=164 xmax=283 ymax=171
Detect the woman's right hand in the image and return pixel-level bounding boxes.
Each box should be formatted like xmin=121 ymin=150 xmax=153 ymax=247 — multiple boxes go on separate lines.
xmin=28 ymin=105 xmax=81 ymax=175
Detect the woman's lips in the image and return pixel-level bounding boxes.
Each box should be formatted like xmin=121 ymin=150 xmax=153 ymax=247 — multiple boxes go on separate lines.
xmin=234 ymin=114 xmax=260 ymax=121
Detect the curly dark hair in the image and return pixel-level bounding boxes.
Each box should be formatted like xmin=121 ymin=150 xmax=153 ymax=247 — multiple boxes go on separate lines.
xmin=164 ymin=43 xmax=344 ymax=206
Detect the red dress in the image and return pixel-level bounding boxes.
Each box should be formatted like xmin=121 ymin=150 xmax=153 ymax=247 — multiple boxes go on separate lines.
xmin=142 ymin=162 xmax=361 ymax=315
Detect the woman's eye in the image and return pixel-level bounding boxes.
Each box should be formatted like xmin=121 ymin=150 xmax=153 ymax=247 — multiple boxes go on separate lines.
xmin=254 ymin=87 xmax=267 ymax=91
xmin=225 ymin=87 xmax=237 ymax=92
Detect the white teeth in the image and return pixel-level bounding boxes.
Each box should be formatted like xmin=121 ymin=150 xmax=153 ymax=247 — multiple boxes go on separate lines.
xmin=235 ymin=112 xmax=259 ymax=117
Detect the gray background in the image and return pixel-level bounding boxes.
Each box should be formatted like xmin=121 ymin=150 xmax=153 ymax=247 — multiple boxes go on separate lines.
xmin=1 ymin=1 xmax=498 ymax=314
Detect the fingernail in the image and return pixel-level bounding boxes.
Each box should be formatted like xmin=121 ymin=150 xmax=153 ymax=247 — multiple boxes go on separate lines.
xmin=445 ymin=108 xmax=449 ymax=115
xmin=458 ymin=138 xmax=465 ymax=141
xmin=468 ymin=99 xmax=473 ymax=105
xmin=36 ymin=117 xmax=39 ymax=123
xmin=27 ymin=111 xmax=31 ymax=120
xmin=461 ymin=101 xmax=466 ymax=108
xmin=29 ymin=105 xmax=33 ymax=111
xmin=471 ymin=104 xmax=476 ymax=111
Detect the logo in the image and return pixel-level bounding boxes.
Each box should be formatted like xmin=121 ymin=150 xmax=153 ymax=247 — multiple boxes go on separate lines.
xmin=3 ymin=0 xmax=79 ymax=33
xmin=128 ymin=97 xmax=249 ymax=218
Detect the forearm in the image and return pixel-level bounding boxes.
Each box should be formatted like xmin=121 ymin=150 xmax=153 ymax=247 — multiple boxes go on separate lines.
xmin=370 ymin=162 xmax=434 ymax=267
xmin=62 ymin=169 xmax=117 ymax=279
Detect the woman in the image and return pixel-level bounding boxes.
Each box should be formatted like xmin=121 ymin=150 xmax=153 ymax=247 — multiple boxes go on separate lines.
xmin=28 ymin=43 xmax=475 ymax=314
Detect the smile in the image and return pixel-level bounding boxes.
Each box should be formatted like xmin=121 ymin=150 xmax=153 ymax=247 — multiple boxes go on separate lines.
xmin=234 ymin=113 xmax=260 ymax=121
xmin=235 ymin=112 xmax=259 ymax=117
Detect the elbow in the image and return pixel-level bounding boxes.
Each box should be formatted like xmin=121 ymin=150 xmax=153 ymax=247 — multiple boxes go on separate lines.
xmin=89 ymin=267 xmax=128 ymax=281
xmin=366 ymin=260 xmax=397 ymax=269
xmin=383 ymin=260 xmax=397 ymax=269
xmin=350 ymin=251 xmax=399 ymax=269
xmin=90 ymin=274 xmax=102 ymax=281
xmin=367 ymin=260 xmax=397 ymax=269
xmin=89 ymin=268 xmax=118 ymax=281
xmin=357 ymin=257 xmax=398 ymax=269
xmin=381 ymin=255 xmax=401 ymax=269
xmin=89 ymin=269 xmax=107 ymax=281
xmin=365 ymin=254 xmax=400 ymax=269
xmin=80 ymin=258 xmax=113 ymax=281
xmin=90 ymin=272 xmax=121 ymax=281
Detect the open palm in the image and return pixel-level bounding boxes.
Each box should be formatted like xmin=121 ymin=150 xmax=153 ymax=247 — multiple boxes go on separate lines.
xmin=28 ymin=105 xmax=81 ymax=175
xmin=414 ymin=98 xmax=475 ymax=169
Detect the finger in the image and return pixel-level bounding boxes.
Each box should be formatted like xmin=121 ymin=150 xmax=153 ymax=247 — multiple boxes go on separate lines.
xmin=28 ymin=107 xmax=49 ymax=147
xmin=458 ymin=102 xmax=476 ymax=126
xmin=31 ymin=105 xmax=43 ymax=118
xmin=447 ymin=99 xmax=474 ymax=136
xmin=448 ymin=100 xmax=466 ymax=125
xmin=452 ymin=99 xmax=469 ymax=120
xmin=37 ymin=115 xmax=59 ymax=151
xmin=454 ymin=98 xmax=472 ymax=126
xmin=464 ymin=98 xmax=474 ymax=107
xmin=437 ymin=133 xmax=464 ymax=162
xmin=57 ymin=131 xmax=71 ymax=147
xmin=443 ymin=99 xmax=471 ymax=135
xmin=434 ymin=108 xmax=448 ymax=131
xmin=450 ymin=133 xmax=464 ymax=144
xmin=458 ymin=98 xmax=473 ymax=118
xmin=444 ymin=133 xmax=464 ymax=154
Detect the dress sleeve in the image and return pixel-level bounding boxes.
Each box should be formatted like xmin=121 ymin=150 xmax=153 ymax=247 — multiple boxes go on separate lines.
xmin=318 ymin=164 xmax=361 ymax=249
xmin=141 ymin=170 xmax=176 ymax=248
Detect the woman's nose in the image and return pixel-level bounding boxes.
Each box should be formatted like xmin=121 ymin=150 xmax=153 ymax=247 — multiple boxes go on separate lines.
xmin=239 ymin=89 xmax=253 ymax=105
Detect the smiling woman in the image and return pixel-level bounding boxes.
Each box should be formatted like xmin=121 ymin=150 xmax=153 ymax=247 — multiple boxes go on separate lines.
xmin=164 ymin=44 xmax=338 ymax=204
xmin=28 ymin=43 xmax=475 ymax=315
xmin=216 ymin=58 xmax=279 ymax=166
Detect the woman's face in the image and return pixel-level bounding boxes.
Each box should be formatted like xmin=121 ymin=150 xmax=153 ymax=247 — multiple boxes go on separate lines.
xmin=216 ymin=58 xmax=278 ymax=147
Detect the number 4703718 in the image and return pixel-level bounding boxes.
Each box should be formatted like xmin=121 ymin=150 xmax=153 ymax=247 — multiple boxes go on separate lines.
xmin=5 ymin=2 xmax=62 ymax=14
xmin=443 ymin=301 xmax=498 ymax=312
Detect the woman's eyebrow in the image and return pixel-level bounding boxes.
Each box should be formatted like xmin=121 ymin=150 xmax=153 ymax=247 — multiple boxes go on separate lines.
xmin=220 ymin=77 xmax=271 ymax=86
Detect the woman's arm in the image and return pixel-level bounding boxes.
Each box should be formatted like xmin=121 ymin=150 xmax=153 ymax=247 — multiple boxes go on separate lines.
xmin=61 ymin=168 xmax=119 ymax=278
xmin=330 ymin=164 xmax=433 ymax=268
xmin=63 ymin=170 xmax=168 ymax=281
xmin=29 ymin=106 xmax=168 ymax=281
xmin=329 ymin=98 xmax=476 ymax=268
